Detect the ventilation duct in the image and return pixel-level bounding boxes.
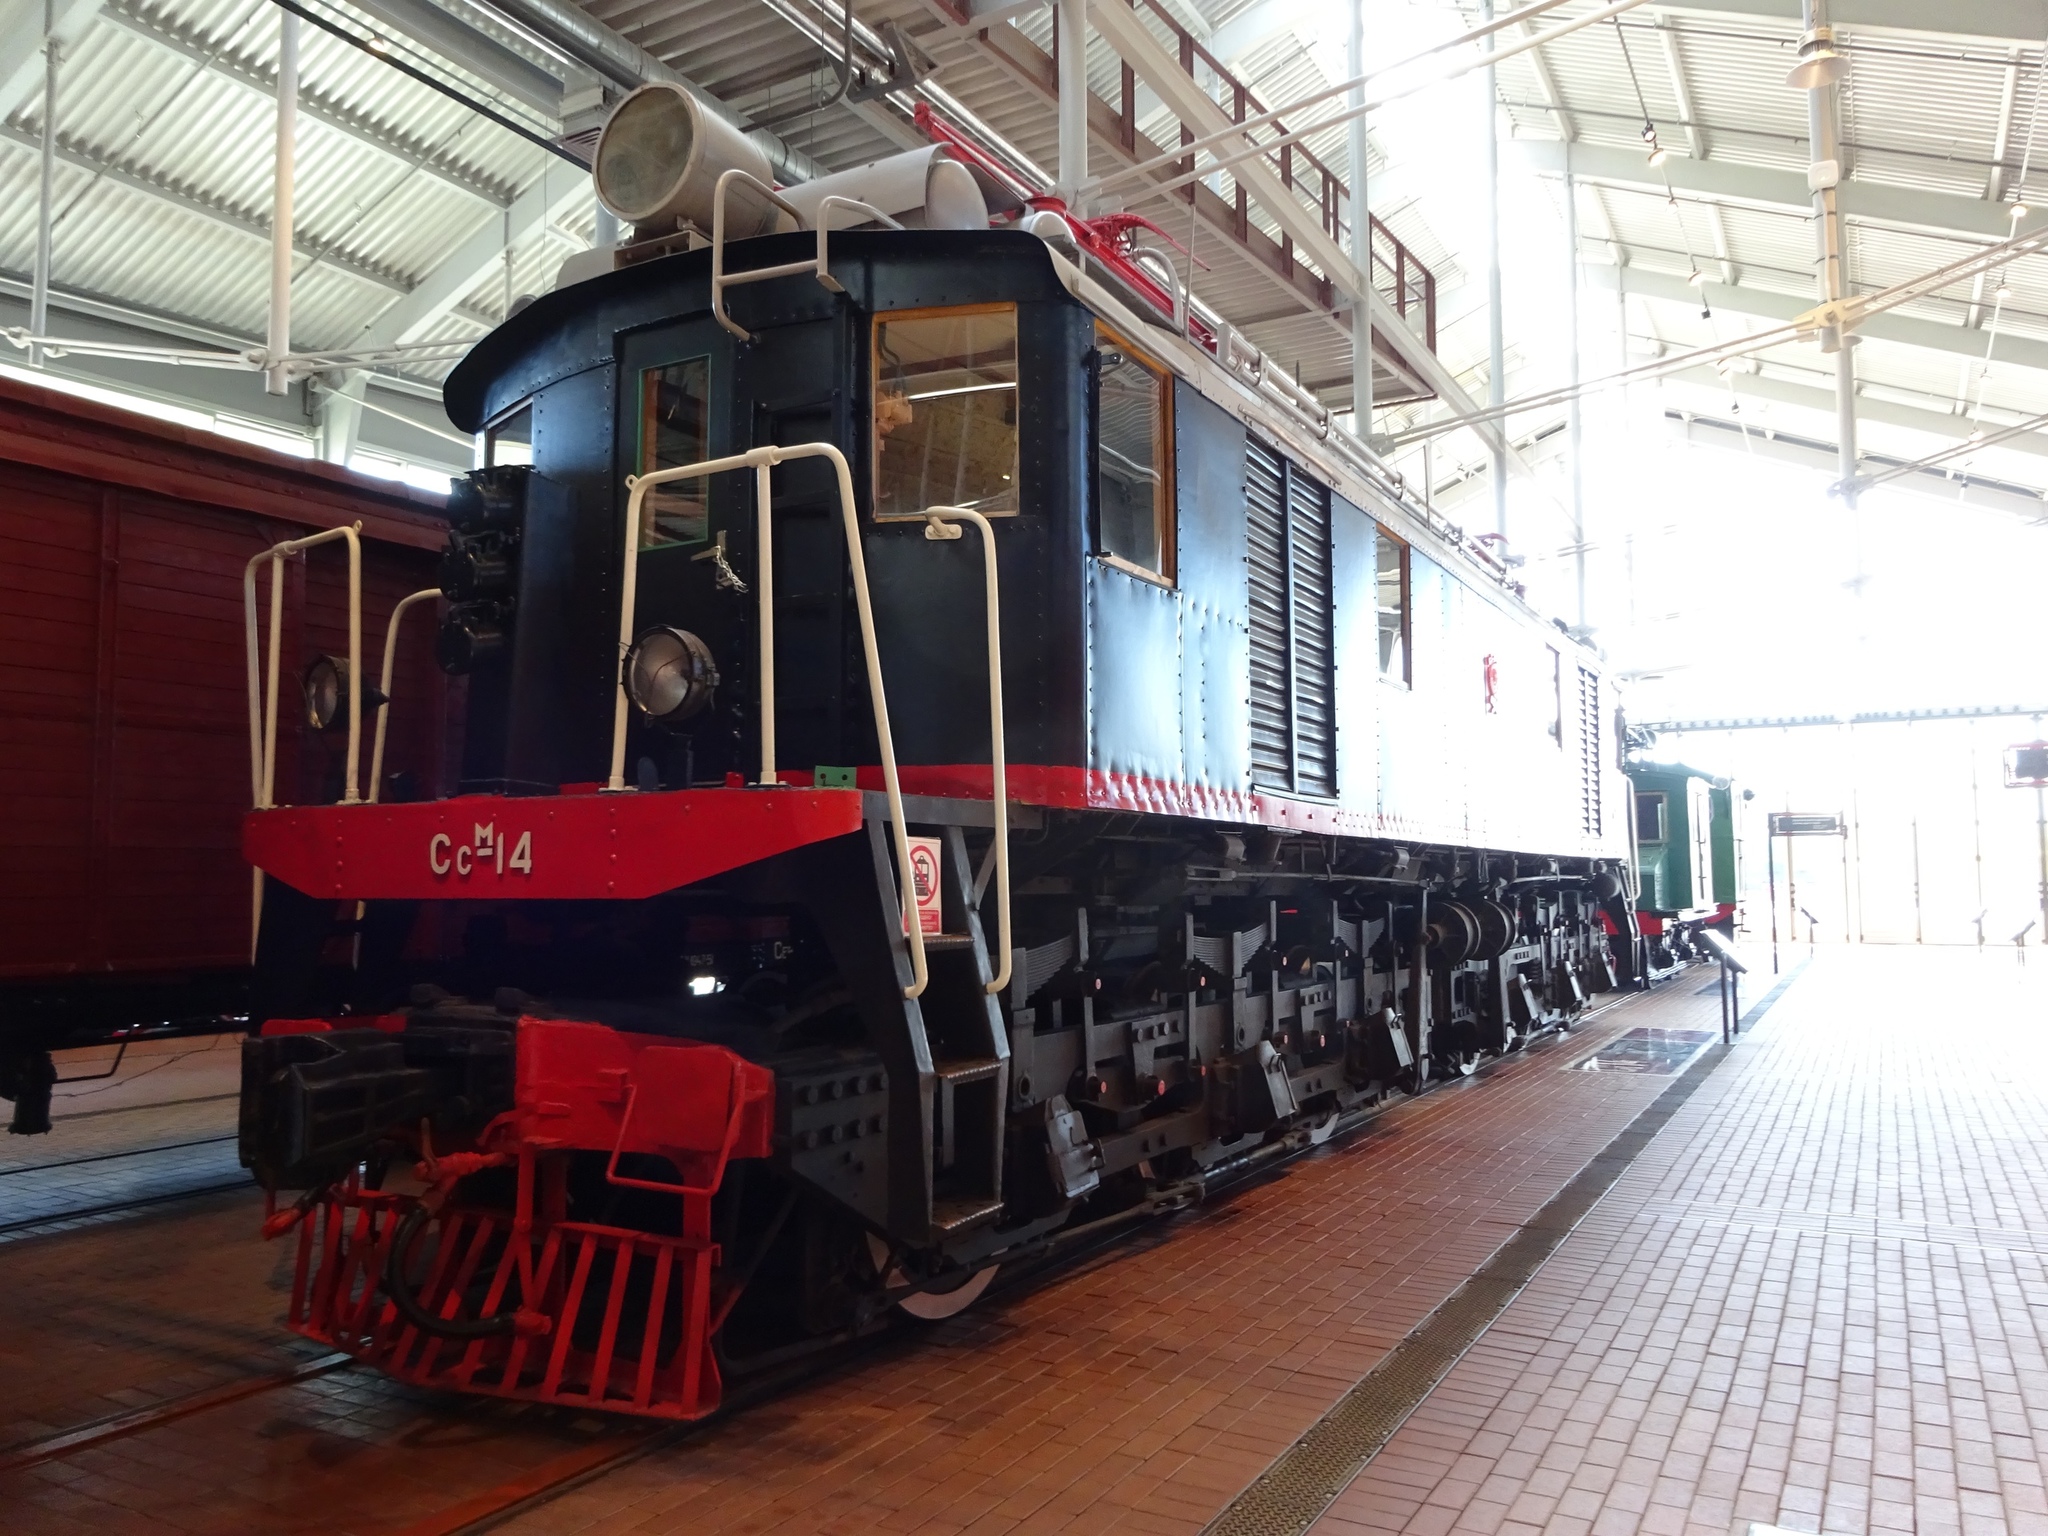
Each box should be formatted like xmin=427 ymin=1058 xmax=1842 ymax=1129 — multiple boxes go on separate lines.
xmin=779 ymin=145 xmax=1023 ymax=231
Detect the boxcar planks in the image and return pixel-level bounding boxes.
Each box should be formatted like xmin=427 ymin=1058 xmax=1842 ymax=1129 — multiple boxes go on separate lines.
xmin=0 ymin=375 xmax=450 ymax=1043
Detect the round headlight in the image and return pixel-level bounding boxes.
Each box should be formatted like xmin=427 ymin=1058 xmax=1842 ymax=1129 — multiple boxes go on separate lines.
xmin=302 ymin=655 xmax=348 ymax=731
xmin=624 ymin=626 xmax=718 ymax=724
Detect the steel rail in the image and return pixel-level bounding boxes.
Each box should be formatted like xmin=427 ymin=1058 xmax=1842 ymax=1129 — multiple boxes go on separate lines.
xmin=0 ymin=1352 xmax=354 ymax=1474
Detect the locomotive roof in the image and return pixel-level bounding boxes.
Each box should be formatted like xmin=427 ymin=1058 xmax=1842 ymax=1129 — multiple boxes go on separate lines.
xmin=445 ymin=226 xmax=1590 ymax=657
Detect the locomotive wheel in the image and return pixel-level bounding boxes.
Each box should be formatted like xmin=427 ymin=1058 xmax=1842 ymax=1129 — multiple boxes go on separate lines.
xmin=865 ymin=1234 xmax=998 ymax=1321
xmin=1472 ymin=900 xmax=1515 ymax=962
xmin=1432 ymin=903 xmax=1481 ymax=966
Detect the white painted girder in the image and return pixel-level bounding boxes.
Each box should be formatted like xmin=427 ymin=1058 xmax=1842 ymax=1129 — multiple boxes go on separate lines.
xmin=1658 ymin=0 xmax=2048 ymax=45
xmin=1588 ymin=262 xmax=2048 ymax=373
xmin=1512 ymin=140 xmax=2041 ymax=245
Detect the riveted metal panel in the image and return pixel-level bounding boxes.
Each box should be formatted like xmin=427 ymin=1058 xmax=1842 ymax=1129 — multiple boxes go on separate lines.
xmin=1085 ymin=560 xmax=1183 ymax=786
xmin=1330 ymin=494 xmax=1378 ymax=809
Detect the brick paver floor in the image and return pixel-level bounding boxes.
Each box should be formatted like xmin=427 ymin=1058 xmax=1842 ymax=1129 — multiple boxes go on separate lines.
xmin=1310 ymin=946 xmax=2048 ymax=1536
xmin=1 ymin=1034 xmax=244 ymax=1238
xmin=0 ymin=975 xmax=1690 ymax=1535
xmin=482 ymin=978 xmax=1729 ymax=1536
xmin=31 ymin=952 xmax=1998 ymax=1536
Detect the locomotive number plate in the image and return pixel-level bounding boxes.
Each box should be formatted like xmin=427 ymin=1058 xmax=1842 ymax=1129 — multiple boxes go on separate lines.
xmin=429 ymin=822 xmax=534 ymax=881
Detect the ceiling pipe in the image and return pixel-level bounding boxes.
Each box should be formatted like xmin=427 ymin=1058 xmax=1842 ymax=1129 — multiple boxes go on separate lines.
xmin=348 ymin=0 xmax=575 ymax=117
xmin=471 ymin=0 xmax=823 ymax=182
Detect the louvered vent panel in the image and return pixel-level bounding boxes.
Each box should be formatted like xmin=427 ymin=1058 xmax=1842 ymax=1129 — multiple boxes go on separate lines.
xmin=1577 ymin=666 xmax=1602 ymax=836
xmin=1245 ymin=439 xmax=1292 ymax=789
xmin=1286 ymin=468 xmax=1336 ymax=797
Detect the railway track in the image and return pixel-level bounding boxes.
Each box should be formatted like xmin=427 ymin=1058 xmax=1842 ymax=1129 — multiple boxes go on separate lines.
xmin=0 ymin=1352 xmax=356 ymax=1475
xmin=0 ymin=1134 xmax=251 ymax=1240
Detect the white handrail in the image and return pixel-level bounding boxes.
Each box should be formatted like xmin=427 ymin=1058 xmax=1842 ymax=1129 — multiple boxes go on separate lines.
xmin=921 ymin=508 xmax=1011 ymax=996
xmin=753 ymin=460 xmax=778 ymax=784
xmin=609 ymin=443 xmax=930 ymax=1001
xmin=242 ymin=521 xmax=362 ymax=960
xmin=367 ymin=587 xmax=442 ymax=804
xmin=243 ymin=523 xmax=364 ymax=810
xmin=709 ymin=169 xmax=901 ymax=341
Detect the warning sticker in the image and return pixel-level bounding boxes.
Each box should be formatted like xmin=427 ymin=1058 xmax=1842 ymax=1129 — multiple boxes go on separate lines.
xmin=904 ymin=835 xmax=943 ymax=937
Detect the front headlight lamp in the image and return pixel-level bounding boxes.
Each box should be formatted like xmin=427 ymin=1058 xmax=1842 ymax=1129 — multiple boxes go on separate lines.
xmin=302 ymin=655 xmax=388 ymax=731
xmin=623 ymin=626 xmax=719 ymax=725
xmin=302 ymin=655 xmax=349 ymax=732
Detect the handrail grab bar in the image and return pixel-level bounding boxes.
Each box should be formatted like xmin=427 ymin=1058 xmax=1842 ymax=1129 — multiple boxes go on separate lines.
xmin=710 ymin=169 xmax=902 ymax=341
xmin=919 ymin=508 xmax=1011 ymax=996
xmin=608 ymin=443 xmax=931 ymax=1001
xmin=367 ymin=587 xmax=442 ymax=805
xmin=242 ymin=522 xmax=364 ymax=811
xmin=242 ymin=521 xmax=362 ymax=960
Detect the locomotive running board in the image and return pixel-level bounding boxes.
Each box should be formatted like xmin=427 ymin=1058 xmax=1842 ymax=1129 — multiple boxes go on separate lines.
xmin=243 ymin=785 xmax=864 ymax=901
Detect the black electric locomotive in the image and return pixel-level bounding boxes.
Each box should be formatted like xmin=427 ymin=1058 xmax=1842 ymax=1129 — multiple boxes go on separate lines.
xmin=236 ymin=95 xmax=1636 ymax=1421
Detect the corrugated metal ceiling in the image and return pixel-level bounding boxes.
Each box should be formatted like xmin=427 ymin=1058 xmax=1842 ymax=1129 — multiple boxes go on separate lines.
xmin=2 ymin=0 xmax=2046 ymax=482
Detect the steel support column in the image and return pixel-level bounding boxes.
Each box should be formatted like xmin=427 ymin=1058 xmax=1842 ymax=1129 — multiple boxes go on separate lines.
xmin=1565 ymin=173 xmax=1586 ymax=632
xmin=1482 ymin=0 xmax=1506 ymax=540
xmin=1346 ymin=0 xmax=1372 ymax=438
xmin=30 ymin=0 xmax=57 ymax=368
xmin=1057 ymin=0 xmax=1088 ymax=210
xmin=265 ymin=9 xmax=298 ymax=396
xmin=1800 ymin=0 xmax=1856 ymax=503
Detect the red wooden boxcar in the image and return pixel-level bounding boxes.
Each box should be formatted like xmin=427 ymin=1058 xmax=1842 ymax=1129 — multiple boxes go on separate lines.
xmin=0 ymin=375 xmax=450 ymax=1109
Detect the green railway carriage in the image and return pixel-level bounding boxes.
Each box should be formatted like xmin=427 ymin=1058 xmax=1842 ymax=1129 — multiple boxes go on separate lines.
xmin=1627 ymin=762 xmax=1743 ymax=975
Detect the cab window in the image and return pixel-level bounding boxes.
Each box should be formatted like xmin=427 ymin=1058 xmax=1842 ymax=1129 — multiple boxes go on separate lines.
xmin=638 ymin=358 xmax=711 ymax=548
xmin=1636 ymin=793 xmax=1668 ymax=843
xmin=1094 ymin=323 xmax=1173 ymax=581
xmin=483 ymin=403 xmax=532 ymax=467
xmin=872 ymin=305 xmax=1019 ymax=520
xmin=1376 ymin=531 xmax=1409 ymax=684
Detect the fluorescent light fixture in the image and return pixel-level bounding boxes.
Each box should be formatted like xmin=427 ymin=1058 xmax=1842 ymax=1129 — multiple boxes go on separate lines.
xmin=905 ymin=381 xmax=1018 ymax=402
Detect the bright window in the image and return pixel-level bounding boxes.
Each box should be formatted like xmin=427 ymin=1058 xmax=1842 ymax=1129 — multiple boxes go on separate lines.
xmin=1094 ymin=324 xmax=1173 ymax=581
xmin=638 ymin=358 xmax=711 ymax=548
xmin=484 ymin=403 xmax=532 ymax=467
xmin=872 ymin=306 xmax=1019 ymax=520
xmin=1376 ymin=531 xmax=1409 ymax=684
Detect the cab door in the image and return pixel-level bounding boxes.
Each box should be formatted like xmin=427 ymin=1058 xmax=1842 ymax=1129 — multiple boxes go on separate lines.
xmin=617 ymin=318 xmax=749 ymax=785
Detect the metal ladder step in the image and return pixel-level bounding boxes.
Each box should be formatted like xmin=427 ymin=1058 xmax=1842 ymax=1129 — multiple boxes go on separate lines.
xmin=930 ymin=1197 xmax=1005 ymax=1236
xmin=933 ymin=1057 xmax=1003 ymax=1086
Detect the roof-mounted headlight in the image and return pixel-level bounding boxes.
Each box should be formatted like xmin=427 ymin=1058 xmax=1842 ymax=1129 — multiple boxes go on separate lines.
xmin=624 ymin=626 xmax=719 ymax=725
